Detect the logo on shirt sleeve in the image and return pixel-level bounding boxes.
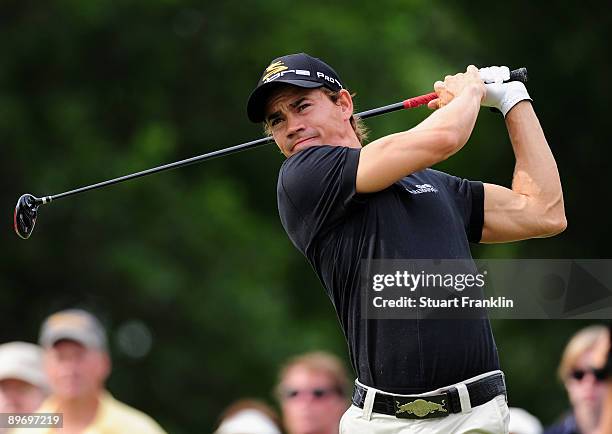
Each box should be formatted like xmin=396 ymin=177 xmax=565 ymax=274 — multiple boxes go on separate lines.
xmin=405 ymin=184 xmax=439 ymax=195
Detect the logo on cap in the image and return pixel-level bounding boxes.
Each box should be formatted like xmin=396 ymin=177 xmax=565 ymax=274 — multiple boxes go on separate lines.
xmin=262 ymin=61 xmax=288 ymax=82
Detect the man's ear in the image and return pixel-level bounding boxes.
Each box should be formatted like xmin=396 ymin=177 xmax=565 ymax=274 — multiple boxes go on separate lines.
xmin=337 ymin=89 xmax=354 ymax=121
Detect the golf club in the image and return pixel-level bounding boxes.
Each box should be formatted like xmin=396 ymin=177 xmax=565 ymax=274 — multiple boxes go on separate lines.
xmin=14 ymin=67 xmax=528 ymax=239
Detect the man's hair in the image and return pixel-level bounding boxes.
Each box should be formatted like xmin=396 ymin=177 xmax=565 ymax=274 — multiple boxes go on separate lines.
xmin=276 ymin=351 xmax=350 ymax=399
xmin=558 ymin=325 xmax=607 ymax=381
xmin=263 ymin=88 xmax=369 ymax=145
xmin=321 ymin=88 xmax=369 ymax=145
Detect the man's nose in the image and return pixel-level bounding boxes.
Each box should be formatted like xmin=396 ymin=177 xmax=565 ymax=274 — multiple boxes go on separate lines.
xmin=286 ymin=114 xmax=305 ymax=137
xmin=584 ymin=373 xmax=598 ymax=385
xmin=58 ymin=358 xmax=80 ymax=372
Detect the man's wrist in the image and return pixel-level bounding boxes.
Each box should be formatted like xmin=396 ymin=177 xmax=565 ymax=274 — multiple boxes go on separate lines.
xmin=500 ymin=82 xmax=532 ymax=117
xmin=504 ymin=99 xmax=532 ymax=118
xmin=460 ymin=84 xmax=485 ymax=105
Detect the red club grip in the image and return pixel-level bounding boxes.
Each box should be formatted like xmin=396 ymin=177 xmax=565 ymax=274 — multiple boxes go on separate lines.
xmin=403 ymin=92 xmax=438 ymax=109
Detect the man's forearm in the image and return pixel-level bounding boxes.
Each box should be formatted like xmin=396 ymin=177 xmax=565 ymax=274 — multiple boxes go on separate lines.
xmin=412 ymin=85 xmax=483 ymax=158
xmin=356 ymin=86 xmax=483 ymax=193
xmin=505 ymin=101 xmax=566 ymax=229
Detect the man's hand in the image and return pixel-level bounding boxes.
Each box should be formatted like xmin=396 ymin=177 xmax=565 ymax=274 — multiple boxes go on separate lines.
xmin=427 ymin=65 xmax=486 ymax=110
xmin=480 ymin=65 xmax=532 ymax=117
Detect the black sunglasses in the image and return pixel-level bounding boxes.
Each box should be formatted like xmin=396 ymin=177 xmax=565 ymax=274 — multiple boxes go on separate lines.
xmin=570 ymin=367 xmax=608 ymax=382
xmin=281 ymin=387 xmax=342 ymax=400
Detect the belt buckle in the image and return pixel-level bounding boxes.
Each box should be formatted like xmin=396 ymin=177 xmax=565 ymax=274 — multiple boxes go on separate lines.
xmin=394 ymin=395 xmax=449 ymax=419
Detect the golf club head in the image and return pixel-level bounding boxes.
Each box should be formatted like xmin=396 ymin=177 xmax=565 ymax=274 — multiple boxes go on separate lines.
xmin=14 ymin=194 xmax=42 ymax=239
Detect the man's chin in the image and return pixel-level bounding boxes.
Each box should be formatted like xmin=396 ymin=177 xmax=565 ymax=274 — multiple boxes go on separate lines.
xmin=290 ymin=421 xmax=322 ymax=434
xmin=290 ymin=139 xmax=321 ymax=155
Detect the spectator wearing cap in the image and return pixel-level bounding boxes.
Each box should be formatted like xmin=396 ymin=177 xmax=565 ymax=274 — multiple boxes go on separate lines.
xmin=276 ymin=352 xmax=350 ymax=434
xmin=214 ymin=399 xmax=283 ymax=434
xmin=13 ymin=309 xmax=166 ymax=434
xmin=509 ymin=407 xmax=543 ymax=434
xmin=544 ymin=325 xmax=608 ymax=434
xmin=0 ymin=342 xmax=49 ymax=434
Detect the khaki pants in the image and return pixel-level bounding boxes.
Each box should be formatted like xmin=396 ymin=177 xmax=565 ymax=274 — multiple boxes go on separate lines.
xmin=340 ymin=371 xmax=510 ymax=434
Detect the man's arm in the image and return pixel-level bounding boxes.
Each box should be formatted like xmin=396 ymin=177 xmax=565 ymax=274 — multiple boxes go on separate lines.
xmin=356 ymin=66 xmax=485 ymax=193
xmin=481 ymin=101 xmax=567 ymax=242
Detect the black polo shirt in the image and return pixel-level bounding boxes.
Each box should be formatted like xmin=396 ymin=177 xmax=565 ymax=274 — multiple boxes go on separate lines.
xmin=277 ymin=145 xmax=499 ymax=394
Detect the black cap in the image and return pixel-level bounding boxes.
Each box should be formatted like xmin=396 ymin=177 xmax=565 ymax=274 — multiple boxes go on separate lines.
xmin=247 ymin=53 xmax=344 ymax=123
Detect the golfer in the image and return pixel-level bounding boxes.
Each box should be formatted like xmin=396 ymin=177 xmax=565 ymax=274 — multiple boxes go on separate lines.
xmin=247 ymin=53 xmax=566 ymax=433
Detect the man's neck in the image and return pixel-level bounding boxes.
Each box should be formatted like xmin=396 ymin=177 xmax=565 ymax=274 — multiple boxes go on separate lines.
xmin=339 ymin=129 xmax=361 ymax=149
xmin=53 ymin=392 xmax=101 ymax=434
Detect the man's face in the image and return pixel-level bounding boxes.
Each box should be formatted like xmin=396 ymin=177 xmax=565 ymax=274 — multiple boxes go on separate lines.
xmin=44 ymin=340 xmax=109 ymax=400
xmin=0 ymin=379 xmax=46 ymax=413
xmin=279 ymin=366 xmax=348 ymax=434
xmin=565 ymin=349 xmax=606 ymax=414
xmin=264 ymin=87 xmax=356 ymax=158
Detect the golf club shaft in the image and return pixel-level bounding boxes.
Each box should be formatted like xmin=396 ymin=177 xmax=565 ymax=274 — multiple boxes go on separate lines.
xmin=42 ymin=136 xmax=274 ymax=203
xmin=39 ymin=67 xmax=528 ymax=204
xmin=40 ymin=94 xmax=434 ymax=204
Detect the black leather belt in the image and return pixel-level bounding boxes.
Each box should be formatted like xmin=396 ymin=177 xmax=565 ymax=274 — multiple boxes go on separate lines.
xmin=351 ymin=372 xmax=506 ymax=419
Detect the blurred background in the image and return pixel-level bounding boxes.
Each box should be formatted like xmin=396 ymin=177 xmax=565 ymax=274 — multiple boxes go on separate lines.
xmin=2 ymin=0 xmax=610 ymax=432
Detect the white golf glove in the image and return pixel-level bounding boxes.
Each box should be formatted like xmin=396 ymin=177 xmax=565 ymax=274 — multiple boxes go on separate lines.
xmin=480 ymin=66 xmax=532 ymax=117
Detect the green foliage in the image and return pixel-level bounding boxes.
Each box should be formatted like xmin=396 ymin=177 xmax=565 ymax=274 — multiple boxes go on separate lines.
xmin=2 ymin=0 xmax=610 ymax=431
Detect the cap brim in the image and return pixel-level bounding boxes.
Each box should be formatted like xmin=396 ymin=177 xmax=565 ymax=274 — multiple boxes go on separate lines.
xmin=0 ymin=365 xmax=48 ymax=389
xmin=40 ymin=329 xmax=98 ymax=350
xmin=247 ymin=79 xmax=323 ymax=123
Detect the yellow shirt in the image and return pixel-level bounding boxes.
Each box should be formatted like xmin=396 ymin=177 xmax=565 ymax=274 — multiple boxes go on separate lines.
xmin=11 ymin=391 xmax=167 ymax=434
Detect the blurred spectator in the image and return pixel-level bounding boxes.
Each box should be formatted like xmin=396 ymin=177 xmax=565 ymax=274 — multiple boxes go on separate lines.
xmin=509 ymin=407 xmax=543 ymax=434
xmin=276 ymin=352 xmax=349 ymax=434
xmin=213 ymin=399 xmax=282 ymax=434
xmin=589 ymin=323 xmax=612 ymax=434
xmin=544 ymin=325 xmax=608 ymax=434
xmin=0 ymin=342 xmax=49 ymax=434
xmin=13 ymin=309 xmax=166 ymax=434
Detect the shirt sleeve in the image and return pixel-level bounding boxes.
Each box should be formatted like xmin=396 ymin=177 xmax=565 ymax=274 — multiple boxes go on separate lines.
xmin=277 ymin=145 xmax=361 ymax=252
xmin=434 ymin=171 xmax=484 ymax=243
